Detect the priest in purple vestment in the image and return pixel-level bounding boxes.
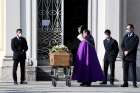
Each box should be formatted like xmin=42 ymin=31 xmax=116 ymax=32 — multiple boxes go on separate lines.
xmin=72 ymin=30 xmax=105 ymax=86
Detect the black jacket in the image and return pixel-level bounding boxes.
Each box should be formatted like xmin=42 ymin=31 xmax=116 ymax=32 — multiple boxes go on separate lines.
xmin=11 ymin=36 xmax=28 ymax=60
xmin=121 ymin=33 xmax=139 ymax=62
xmin=104 ymin=38 xmax=119 ymax=62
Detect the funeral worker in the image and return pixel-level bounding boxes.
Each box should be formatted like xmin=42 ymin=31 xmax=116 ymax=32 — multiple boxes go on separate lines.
xmin=100 ymin=29 xmax=119 ymax=85
xmin=11 ymin=29 xmax=28 ymax=85
xmin=121 ymin=24 xmax=139 ymax=88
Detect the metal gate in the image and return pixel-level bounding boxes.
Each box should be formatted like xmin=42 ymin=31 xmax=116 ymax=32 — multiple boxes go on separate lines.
xmin=37 ymin=0 xmax=64 ymax=65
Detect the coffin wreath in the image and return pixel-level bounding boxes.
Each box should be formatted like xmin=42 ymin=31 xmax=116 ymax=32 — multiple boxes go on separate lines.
xmin=49 ymin=45 xmax=69 ymax=53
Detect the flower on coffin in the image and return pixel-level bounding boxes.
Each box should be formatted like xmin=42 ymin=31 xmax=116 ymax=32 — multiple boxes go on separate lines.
xmin=49 ymin=44 xmax=69 ymax=53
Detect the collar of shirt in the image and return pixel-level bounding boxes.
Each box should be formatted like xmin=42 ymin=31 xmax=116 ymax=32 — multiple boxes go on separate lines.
xmin=77 ymin=34 xmax=84 ymax=41
xmin=17 ymin=36 xmax=21 ymax=40
xmin=106 ymin=37 xmax=112 ymax=41
xmin=128 ymin=32 xmax=134 ymax=37
xmin=17 ymin=36 xmax=19 ymax=39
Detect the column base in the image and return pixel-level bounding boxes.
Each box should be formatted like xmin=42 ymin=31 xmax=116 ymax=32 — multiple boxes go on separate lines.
xmin=26 ymin=66 xmax=36 ymax=81
xmin=0 ymin=57 xmax=14 ymax=82
xmin=0 ymin=57 xmax=37 ymax=82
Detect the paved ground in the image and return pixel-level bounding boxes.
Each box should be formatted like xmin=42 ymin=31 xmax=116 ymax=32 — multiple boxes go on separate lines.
xmin=0 ymin=81 xmax=140 ymax=93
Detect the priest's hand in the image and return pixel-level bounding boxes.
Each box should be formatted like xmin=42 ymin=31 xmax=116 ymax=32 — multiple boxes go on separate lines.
xmin=124 ymin=51 xmax=128 ymax=56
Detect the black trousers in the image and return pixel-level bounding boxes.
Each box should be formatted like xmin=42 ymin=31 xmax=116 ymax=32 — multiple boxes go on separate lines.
xmin=123 ymin=60 xmax=137 ymax=85
xmin=13 ymin=59 xmax=25 ymax=82
xmin=104 ymin=58 xmax=115 ymax=83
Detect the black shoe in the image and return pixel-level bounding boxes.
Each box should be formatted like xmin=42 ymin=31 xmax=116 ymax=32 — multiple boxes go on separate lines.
xmin=133 ymin=84 xmax=138 ymax=88
xmin=14 ymin=81 xmax=18 ymax=85
xmin=20 ymin=81 xmax=27 ymax=84
xmin=121 ymin=84 xmax=128 ymax=87
xmin=86 ymin=83 xmax=91 ymax=87
xmin=80 ymin=82 xmax=91 ymax=87
xmin=110 ymin=82 xmax=114 ymax=85
xmin=80 ymin=83 xmax=86 ymax=86
xmin=100 ymin=81 xmax=107 ymax=85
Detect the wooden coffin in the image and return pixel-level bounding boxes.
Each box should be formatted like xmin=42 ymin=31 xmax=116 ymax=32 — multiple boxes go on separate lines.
xmin=49 ymin=52 xmax=70 ymax=66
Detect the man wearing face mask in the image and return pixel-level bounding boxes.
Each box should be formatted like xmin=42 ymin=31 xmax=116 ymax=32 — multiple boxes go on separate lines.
xmin=100 ymin=29 xmax=119 ymax=85
xmin=11 ymin=29 xmax=28 ymax=85
xmin=121 ymin=24 xmax=139 ymax=88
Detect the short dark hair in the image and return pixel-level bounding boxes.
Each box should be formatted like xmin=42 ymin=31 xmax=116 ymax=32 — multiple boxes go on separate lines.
xmin=128 ymin=24 xmax=134 ymax=29
xmin=16 ymin=29 xmax=22 ymax=33
xmin=104 ymin=29 xmax=111 ymax=35
xmin=83 ymin=29 xmax=90 ymax=35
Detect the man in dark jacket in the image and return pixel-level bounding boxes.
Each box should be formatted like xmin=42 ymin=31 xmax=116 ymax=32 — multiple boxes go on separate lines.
xmin=11 ymin=29 xmax=28 ymax=85
xmin=121 ymin=24 xmax=139 ymax=88
xmin=100 ymin=29 xmax=119 ymax=85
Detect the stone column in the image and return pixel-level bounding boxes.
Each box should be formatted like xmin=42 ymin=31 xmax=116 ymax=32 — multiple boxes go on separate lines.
xmin=89 ymin=0 xmax=106 ymax=67
xmin=25 ymin=0 xmax=37 ymax=81
xmin=31 ymin=0 xmax=37 ymax=67
xmin=105 ymin=0 xmax=120 ymax=44
xmin=26 ymin=0 xmax=32 ymax=61
xmin=126 ymin=0 xmax=140 ymax=81
xmin=0 ymin=0 xmax=4 ymax=57
xmin=88 ymin=0 xmax=98 ymax=48
xmin=90 ymin=0 xmax=122 ymax=81
xmin=105 ymin=0 xmax=122 ymax=81
xmin=4 ymin=0 xmax=20 ymax=57
xmin=20 ymin=0 xmax=26 ymax=36
xmin=96 ymin=0 xmax=106 ymax=68
xmin=97 ymin=0 xmax=121 ymax=62
xmin=0 ymin=0 xmax=21 ymax=82
xmin=0 ymin=0 xmax=4 ymax=79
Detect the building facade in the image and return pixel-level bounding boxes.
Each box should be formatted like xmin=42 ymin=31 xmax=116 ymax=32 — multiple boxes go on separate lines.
xmin=0 ymin=0 xmax=140 ymax=82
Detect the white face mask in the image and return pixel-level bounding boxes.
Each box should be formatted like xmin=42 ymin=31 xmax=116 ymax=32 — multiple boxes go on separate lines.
xmin=18 ymin=33 xmax=22 ymax=37
xmin=126 ymin=26 xmax=132 ymax=32
xmin=105 ymin=35 xmax=109 ymax=39
xmin=126 ymin=29 xmax=130 ymax=33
